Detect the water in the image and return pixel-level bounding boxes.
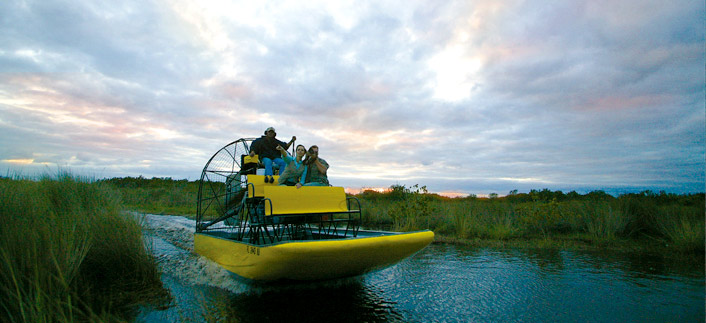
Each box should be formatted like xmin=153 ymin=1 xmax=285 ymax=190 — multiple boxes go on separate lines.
xmin=138 ymin=214 xmax=705 ymax=322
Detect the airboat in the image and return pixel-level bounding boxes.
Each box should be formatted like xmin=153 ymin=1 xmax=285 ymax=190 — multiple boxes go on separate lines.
xmin=195 ymin=138 xmax=434 ymax=282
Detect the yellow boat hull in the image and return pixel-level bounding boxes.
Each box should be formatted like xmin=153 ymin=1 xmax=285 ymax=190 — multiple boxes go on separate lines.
xmin=194 ymin=230 xmax=434 ymax=282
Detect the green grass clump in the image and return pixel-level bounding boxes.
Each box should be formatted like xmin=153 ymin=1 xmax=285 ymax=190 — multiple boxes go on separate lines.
xmin=652 ymin=205 xmax=705 ymax=252
xmin=0 ymin=173 xmax=168 ymax=322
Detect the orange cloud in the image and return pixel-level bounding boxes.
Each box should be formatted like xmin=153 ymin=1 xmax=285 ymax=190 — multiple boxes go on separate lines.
xmin=1 ymin=158 xmax=53 ymax=166
xmin=2 ymin=158 xmax=35 ymax=165
xmin=344 ymin=187 xmax=390 ymax=195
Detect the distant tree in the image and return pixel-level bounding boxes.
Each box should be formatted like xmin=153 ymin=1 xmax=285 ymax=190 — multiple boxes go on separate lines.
xmin=554 ymin=190 xmax=565 ymax=201
xmin=388 ymin=184 xmax=409 ymax=201
xmin=566 ymin=191 xmax=580 ymax=200
xmin=585 ymin=190 xmax=613 ymax=201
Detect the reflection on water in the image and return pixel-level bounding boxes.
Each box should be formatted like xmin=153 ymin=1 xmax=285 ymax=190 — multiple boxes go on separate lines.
xmin=221 ymin=281 xmax=404 ymax=322
xmin=140 ymin=219 xmax=704 ymax=322
xmin=139 ymin=272 xmax=403 ymax=322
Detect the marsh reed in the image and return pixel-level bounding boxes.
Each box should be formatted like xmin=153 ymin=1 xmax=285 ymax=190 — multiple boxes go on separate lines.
xmin=102 ymin=176 xmax=704 ymax=253
xmin=358 ymin=186 xmax=704 ymax=253
xmin=0 ymin=173 xmax=168 ymax=322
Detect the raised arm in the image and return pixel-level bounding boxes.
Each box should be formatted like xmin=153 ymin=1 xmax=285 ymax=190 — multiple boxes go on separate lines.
xmin=284 ymin=136 xmax=296 ymax=150
xmin=276 ymin=145 xmax=293 ymax=163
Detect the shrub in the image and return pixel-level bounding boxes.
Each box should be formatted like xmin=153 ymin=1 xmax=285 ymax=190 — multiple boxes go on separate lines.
xmin=388 ymin=185 xmax=434 ymax=232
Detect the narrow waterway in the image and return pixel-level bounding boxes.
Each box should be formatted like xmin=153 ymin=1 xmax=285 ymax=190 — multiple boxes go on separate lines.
xmin=138 ymin=214 xmax=705 ymax=322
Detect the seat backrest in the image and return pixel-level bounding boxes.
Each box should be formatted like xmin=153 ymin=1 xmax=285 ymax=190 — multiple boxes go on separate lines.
xmin=262 ymin=186 xmax=348 ymax=216
xmin=241 ymin=155 xmax=259 ymax=175
xmin=247 ymin=175 xmax=280 ymax=197
xmin=243 ymin=155 xmax=259 ymax=164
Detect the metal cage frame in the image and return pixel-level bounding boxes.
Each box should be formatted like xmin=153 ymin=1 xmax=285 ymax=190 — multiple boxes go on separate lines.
xmin=195 ymin=138 xmax=362 ymax=246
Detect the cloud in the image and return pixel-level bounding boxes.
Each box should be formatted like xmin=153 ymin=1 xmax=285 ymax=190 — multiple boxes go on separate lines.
xmin=0 ymin=0 xmax=703 ymax=194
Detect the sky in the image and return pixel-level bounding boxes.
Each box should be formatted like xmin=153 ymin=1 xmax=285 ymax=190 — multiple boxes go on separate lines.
xmin=1 ymin=0 xmax=704 ymax=196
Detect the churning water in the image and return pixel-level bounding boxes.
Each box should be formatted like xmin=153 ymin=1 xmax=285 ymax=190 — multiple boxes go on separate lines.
xmin=137 ymin=214 xmax=705 ymax=322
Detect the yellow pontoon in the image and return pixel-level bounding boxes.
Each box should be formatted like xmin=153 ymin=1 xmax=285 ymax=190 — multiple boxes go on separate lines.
xmin=195 ymin=138 xmax=434 ymax=282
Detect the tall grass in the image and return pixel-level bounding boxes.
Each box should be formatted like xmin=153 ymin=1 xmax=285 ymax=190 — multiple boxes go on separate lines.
xmin=102 ymin=177 xmax=198 ymax=216
xmin=0 ymin=173 xmax=168 ymax=322
xmin=98 ymin=177 xmax=705 ymax=253
xmin=356 ymin=186 xmax=705 ymax=253
xmin=434 ymin=201 xmax=518 ymax=240
xmin=653 ymin=205 xmax=705 ymax=252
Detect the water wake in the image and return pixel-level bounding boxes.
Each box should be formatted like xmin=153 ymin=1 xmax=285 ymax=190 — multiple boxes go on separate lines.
xmin=143 ymin=214 xmax=250 ymax=294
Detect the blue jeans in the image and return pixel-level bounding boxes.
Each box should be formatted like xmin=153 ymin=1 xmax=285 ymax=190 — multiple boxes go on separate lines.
xmin=262 ymin=157 xmax=286 ymax=176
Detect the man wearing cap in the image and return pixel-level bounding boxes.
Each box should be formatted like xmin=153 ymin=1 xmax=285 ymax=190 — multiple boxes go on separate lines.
xmin=249 ymin=127 xmax=296 ymax=183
